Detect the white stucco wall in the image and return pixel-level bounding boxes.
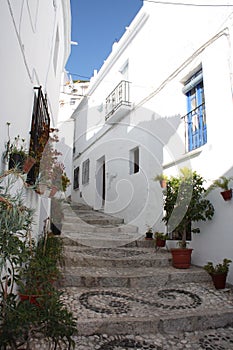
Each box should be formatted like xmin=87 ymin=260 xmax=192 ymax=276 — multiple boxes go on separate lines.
xmin=0 ymin=0 xmax=71 ymax=238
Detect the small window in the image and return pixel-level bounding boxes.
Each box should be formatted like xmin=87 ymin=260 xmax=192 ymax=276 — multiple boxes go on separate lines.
xmin=73 ymin=166 xmax=79 ymax=190
xmin=183 ymin=69 xmax=207 ymax=152
xmin=82 ymin=159 xmax=90 ymax=185
xmin=70 ymin=98 xmax=77 ymax=105
xmin=129 ymin=147 xmax=139 ymax=174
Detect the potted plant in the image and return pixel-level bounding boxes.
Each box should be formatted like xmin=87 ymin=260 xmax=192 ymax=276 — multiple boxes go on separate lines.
xmin=3 ymin=133 xmax=36 ymax=174
xmin=154 ymin=173 xmax=168 ymax=189
xmin=145 ymin=226 xmax=153 ymax=240
xmin=36 ymin=129 xmax=71 ymax=198
xmin=4 ymin=135 xmax=27 ymax=171
xmin=163 ymin=168 xmax=215 ymax=268
xmin=155 ymin=231 xmax=169 ymax=248
xmin=208 ymin=176 xmax=233 ymax=201
xmin=204 ymin=258 xmax=232 ymax=289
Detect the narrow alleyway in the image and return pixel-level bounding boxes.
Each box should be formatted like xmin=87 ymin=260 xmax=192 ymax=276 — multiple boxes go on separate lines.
xmin=37 ymin=203 xmax=233 ymax=349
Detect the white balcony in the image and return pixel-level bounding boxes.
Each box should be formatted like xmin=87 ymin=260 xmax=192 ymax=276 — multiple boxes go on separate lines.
xmin=105 ymin=80 xmax=131 ymax=124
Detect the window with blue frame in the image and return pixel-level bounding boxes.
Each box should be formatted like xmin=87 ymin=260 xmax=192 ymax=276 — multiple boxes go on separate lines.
xmin=183 ymin=70 xmax=207 ymax=152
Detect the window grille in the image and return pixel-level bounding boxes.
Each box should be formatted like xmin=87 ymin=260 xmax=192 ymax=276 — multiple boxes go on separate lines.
xmin=27 ymin=86 xmax=50 ymax=184
xmin=82 ymin=159 xmax=90 ymax=185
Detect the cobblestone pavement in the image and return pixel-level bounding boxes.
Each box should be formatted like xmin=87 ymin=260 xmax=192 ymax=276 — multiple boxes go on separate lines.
xmin=31 ymin=325 xmax=233 ymax=349
xmin=29 ymin=283 xmax=233 ymax=349
xmin=60 ymin=283 xmax=233 ymax=319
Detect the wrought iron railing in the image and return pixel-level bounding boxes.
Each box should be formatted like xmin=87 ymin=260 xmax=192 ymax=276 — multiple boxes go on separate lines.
xmin=183 ymin=102 xmax=207 ymax=152
xmin=105 ymin=80 xmax=131 ymax=121
xmin=27 ymin=86 xmax=50 ymax=184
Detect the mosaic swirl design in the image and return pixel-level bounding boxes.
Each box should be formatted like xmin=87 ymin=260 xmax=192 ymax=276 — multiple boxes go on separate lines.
xmin=79 ymin=289 xmax=202 ymax=315
xmin=199 ymin=332 xmax=233 ymax=349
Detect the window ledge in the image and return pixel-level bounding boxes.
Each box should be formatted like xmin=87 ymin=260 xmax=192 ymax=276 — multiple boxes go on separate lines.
xmin=162 ymin=147 xmax=203 ymax=170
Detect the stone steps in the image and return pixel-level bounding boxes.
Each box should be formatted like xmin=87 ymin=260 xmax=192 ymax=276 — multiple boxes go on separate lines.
xmin=75 ymin=309 xmax=233 ymax=336
xmin=60 ymin=284 xmax=233 ymax=336
xmin=59 ymin=201 xmax=233 ymax=339
xmin=63 ymin=246 xmax=170 ymax=267
xmin=62 ymin=265 xmax=210 ymax=288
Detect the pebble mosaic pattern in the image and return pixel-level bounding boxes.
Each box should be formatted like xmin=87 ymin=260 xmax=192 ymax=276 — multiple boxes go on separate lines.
xmin=199 ymin=332 xmax=233 ymax=349
xmin=25 ymin=327 xmax=233 ymax=349
xmin=99 ymin=337 xmax=158 ymax=349
xmin=79 ymin=288 xmax=202 ymax=315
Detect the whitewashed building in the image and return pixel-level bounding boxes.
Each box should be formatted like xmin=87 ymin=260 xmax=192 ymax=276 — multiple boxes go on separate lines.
xmin=0 ymin=0 xmax=71 ymax=237
xmin=57 ymin=74 xmax=89 ymax=196
xmin=72 ymin=1 xmax=233 ymax=283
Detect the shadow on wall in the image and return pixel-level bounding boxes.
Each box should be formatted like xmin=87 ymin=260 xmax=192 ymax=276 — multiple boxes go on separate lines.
xmin=72 ymin=104 xmax=183 ymax=231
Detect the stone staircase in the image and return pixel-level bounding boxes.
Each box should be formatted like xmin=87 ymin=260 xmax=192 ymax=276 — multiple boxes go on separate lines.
xmin=59 ymin=201 xmax=233 ymax=347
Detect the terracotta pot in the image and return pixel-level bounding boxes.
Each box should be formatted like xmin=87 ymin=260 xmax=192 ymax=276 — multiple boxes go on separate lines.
xmin=49 ymin=186 xmax=58 ymax=198
xmin=19 ymin=293 xmax=41 ymax=307
xmin=210 ymin=273 xmax=227 ymax=289
xmin=160 ymin=179 xmax=167 ymax=188
xmin=23 ymin=156 xmax=36 ymax=173
xmin=156 ymin=238 xmax=166 ymax=247
xmin=170 ymin=248 xmax=193 ymax=269
xmin=220 ymin=189 xmax=232 ymax=201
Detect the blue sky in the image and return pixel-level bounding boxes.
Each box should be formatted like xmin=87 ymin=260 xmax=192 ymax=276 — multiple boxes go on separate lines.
xmin=65 ymin=0 xmax=143 ymax=81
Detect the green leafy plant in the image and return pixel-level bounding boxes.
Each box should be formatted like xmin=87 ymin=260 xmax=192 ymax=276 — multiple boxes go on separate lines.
xmin=208 ymin=176 xmax=233 ymax=191
xmin=153 ymin=173 xmax=168 ymax=188
xmin=154 ymin=232 xmax=169 ymax=240
xmin=162 ymin=168 xmax=215 ymax=248
xmin=204 ymin=258 xmax=232 ymax=275
xmin=154 ymin=174 xmax=168 ymax=182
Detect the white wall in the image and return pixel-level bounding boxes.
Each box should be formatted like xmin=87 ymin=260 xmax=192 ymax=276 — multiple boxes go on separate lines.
xmin=0 ymin=0 xmax=71 ymax=237
xmin=72 ymin=2 xmax=233 ymax=283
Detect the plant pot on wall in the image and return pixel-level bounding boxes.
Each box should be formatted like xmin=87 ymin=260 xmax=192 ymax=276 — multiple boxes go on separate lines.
xmin=170 ymin=248 xmax=193 ymax=269
xmin=23 ymin=156 xmax=36 ymax=174
xmin=220 ymin=189 xmax=232 ymax=201
xmin=49 ymin=186 xmax=58 ymax=198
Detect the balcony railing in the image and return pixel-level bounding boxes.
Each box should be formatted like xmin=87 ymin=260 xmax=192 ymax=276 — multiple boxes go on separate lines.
xmin=105 ymin=80 xmax=131 ymax=123
xmin=184 ymin=102 xmax=207 ymax=152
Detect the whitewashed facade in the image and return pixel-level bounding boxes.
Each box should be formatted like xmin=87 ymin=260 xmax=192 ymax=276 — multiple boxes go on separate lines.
xmin=72 ymin=1 xmax=233 ymax=283
xmin=0 ymin=0 xmax=71 ymax=237
xmin=57 ymin=74 xmax=89 ymax=196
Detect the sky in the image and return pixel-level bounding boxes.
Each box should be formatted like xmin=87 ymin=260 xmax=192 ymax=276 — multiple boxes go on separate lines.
xmin=65 ymin=0 xmax=143 ymax=81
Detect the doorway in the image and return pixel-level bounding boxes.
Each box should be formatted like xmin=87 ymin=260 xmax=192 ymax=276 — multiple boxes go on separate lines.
xmin=95 ymin=156 xmax=106 ymax=209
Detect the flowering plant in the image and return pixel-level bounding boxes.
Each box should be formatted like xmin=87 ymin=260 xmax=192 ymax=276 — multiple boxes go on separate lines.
xmin=38 ymin=129 xmax=70 ymax=192
xmin=4 ymin=135 xmax=27 ymax=159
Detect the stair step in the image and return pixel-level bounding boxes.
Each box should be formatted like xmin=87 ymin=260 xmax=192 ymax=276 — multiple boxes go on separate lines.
xmin=54 ymin=201 xmax=233 ymax=343
xmin=63 ymin=246 xmax=170 ymax=267
xmin=60 ymin=284 xmax=233 ymax=335
xmin=61 ymin=229 xmax=143 ymax=248
xmin=61 ymin=222 xmax=138 ymax=233
xmin=61 ymin=265 xmax=210 ymax=288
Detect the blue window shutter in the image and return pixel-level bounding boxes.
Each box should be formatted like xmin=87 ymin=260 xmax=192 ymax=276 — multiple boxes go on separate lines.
xmin=187 ymin=91 xmax=193 ymax=152
xmin=184 ymin=71 xmax=207 ymax=152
